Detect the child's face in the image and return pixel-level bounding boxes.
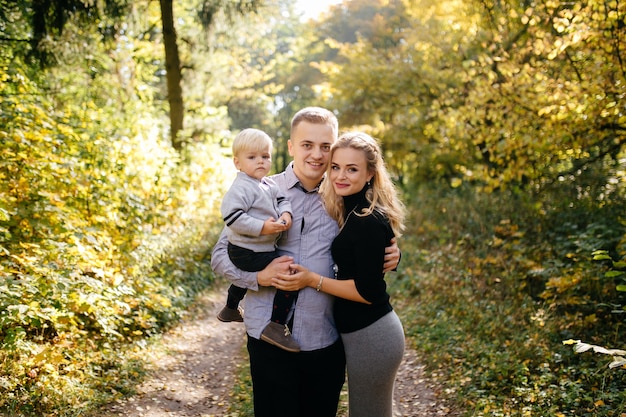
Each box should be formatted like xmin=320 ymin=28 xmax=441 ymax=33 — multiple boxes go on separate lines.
xmin=234 ymin=147 xmax=272 ymax=180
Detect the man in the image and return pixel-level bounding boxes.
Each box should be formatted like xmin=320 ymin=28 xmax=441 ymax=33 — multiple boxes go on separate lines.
xmin=211 ymin=107 xmax=400 ymax=417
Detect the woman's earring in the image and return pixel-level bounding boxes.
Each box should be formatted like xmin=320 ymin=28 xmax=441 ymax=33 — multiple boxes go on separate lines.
xmin=365 ymin=180 xmax=373 ymax=200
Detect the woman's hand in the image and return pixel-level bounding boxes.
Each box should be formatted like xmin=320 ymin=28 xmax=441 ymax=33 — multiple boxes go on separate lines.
xmin=277 ymin=266 xmax=370 ymax=304
xmin=272 ymin=264 xmax=316 ymax=292
xmin=383 ymin=237 xmax=401 ymax=273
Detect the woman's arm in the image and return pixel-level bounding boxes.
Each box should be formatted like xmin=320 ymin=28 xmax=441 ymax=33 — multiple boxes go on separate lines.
xmin=273 ymin=264 xmax=370 ymax=304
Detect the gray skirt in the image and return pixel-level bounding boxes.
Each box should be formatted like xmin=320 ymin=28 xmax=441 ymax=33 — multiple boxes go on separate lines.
xmin=341 ymin=311 xmax=405 ymax=417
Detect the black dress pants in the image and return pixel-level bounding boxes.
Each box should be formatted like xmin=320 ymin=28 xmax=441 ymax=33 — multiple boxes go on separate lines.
xmin=246 ymin=335 xmax=346 ymax=417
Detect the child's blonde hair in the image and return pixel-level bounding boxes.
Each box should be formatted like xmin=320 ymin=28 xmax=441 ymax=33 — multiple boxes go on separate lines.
xmin=232 ymin=128 xmax=273 ymax=157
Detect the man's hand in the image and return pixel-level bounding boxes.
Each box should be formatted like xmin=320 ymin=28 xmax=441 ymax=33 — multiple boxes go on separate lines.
xmin=256 ymin=255 xmax=294 ymax=287
xmin=383 ymin=237 xmax=400 ymax=273
xmin=273 ymin=263 xmax=315 ymax=292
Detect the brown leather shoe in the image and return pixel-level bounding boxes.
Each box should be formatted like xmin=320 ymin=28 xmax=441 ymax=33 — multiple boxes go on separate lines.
xmin=217 ymin=306 xmax=244 ymax=322
xmin=260 ymin=322 xmax=301 ymax=352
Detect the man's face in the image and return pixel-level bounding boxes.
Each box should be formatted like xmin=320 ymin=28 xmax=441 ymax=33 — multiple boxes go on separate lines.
xmin=288 ymin=121 xmax=335 ymax=191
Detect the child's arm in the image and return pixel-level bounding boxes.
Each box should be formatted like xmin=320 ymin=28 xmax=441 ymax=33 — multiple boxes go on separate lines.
xmin=275 ymin=186 xmax=292 ymax=229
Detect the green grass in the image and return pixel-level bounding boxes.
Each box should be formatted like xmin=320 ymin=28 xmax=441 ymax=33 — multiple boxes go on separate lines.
xmin=229 ymin=347 xmax=254 ymax=417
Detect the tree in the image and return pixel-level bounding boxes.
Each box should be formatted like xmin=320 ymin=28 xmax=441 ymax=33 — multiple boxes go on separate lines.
xmin=316 ymin=0 xmax=625 ymax=194
xmin=25 ymin=0 xmax=129 ymax=67
xmin=424 ymin=0 xmax=626 ymax=192
xmin=1 ymin=0 xmax=269 ymax=151
xmin=183 ymin=0 xmax=315 ymax=171
xmin=158 ymin=0 xmax=264 ymax=150
xmin=317 ymin=0 xmax=473 ymax=183
xmin=159 ymin=0 xmax=184 ymax=149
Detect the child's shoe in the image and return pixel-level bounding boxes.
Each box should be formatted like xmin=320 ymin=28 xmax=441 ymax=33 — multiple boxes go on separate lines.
xmin=217 ymin=306 xmax=244 ymax=322
xmin=260 ymin=322 xmax=301 ymax=352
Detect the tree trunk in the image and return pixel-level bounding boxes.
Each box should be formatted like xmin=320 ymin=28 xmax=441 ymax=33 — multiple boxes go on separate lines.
xmin=159 ymin=0 xmax=184 ymax=151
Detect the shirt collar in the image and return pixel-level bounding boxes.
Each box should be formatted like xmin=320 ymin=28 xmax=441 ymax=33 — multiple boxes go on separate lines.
xmin=285 ymin=162 xmax=324 ymax=194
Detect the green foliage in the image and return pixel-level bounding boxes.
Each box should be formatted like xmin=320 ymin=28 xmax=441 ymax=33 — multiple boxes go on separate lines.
xmin=205 ymin=0 xmax=320 ymax=172
xmin=593 ymin=250 xmax=626 ymax=297
xmin=391 ymin=183 xmax=626 ymax=417
xmin=317 ymin=0 xmax=626 ymax=195
xmin=0 ymin=47 xmax=233 ymax=414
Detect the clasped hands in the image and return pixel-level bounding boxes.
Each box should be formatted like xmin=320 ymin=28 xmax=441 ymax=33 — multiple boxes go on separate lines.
xmin=258 ymin=238 xmax=400 ymax=292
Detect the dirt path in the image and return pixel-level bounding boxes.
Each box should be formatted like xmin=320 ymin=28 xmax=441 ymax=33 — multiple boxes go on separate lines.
xmin=94 ymin=284 xmax=455 ymax=416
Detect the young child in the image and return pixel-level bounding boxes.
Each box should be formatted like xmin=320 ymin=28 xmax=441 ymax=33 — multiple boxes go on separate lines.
xmin=217 ymin=128 xmax=300 ymax=352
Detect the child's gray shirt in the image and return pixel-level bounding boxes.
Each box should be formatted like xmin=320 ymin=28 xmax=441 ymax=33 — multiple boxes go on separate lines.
xmin=221 ymin=171 xmax=292 ymax=252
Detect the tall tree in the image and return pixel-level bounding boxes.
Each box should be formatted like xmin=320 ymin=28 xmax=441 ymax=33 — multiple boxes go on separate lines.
xmin=318 ymin=0 xmax=469 ymax=183
xmin=158 ymin=0 xmax=263 ymax=150
xmin=159 ymin=0 xmax=184 ymax=150
xmin=25 ymin=0 xmax=129 ymax=66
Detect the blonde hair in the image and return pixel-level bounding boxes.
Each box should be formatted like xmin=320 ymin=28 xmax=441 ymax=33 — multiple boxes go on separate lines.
xmin=320 ymin=131 xmax=406 ymax=237
xmin=290 ymin=107 xmax=338 ymax=138
xmin=232 ymin=128 xmax=273 ymax=157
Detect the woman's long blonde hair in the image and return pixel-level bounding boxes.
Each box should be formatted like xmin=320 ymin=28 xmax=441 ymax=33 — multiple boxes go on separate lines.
xmin=320 ymin=131 xmax=406 ymax=237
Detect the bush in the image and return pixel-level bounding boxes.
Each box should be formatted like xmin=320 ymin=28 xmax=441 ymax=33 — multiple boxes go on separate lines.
xmin=0 ymin=65 xmax=234 ymax=415
xmin=391 ymin=182 xmax=626 ymax=417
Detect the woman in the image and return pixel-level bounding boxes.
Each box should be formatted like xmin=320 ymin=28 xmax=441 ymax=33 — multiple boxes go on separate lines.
xmin=274 ymin=131 xmax=406 ymax=417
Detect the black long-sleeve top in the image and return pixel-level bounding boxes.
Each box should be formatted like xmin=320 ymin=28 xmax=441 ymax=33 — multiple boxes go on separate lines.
xmin=331 ymin=186 xmax=395 ymax=333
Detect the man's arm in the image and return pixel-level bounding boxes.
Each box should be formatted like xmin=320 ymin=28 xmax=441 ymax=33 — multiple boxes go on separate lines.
xmin=210 ymin=228 xmax=259 ymax=291
xmin=211 ymin=227 xmax=295 ymax=289
xmin=383 ymin=237 xmax=401 ymax=273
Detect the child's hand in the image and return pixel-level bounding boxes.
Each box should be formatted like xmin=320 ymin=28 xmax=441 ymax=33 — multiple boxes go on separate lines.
xmin=278 ymin=212 xmax=292 ymax=229
xmin=261 ymin=217 xmax=290 ymax=235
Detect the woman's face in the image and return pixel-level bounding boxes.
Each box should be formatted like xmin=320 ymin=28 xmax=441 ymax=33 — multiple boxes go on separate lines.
xmin=329 ymin=147 xmax=373 ymax=197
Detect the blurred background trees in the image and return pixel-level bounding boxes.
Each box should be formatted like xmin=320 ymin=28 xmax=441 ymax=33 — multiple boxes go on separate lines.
xmin=1 ymin=0 xmax=624 ymax=415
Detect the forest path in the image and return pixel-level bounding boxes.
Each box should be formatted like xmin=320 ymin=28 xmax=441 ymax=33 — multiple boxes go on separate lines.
xmin=93 ymin=282 xmax=455 ymax=416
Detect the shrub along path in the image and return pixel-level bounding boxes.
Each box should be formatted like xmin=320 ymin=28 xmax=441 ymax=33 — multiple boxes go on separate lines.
xmin=92 ymin=282 xmax=455 ymax=417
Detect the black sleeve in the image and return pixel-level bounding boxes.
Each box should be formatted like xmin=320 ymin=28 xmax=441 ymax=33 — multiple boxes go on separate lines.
xmin=348 ymin=215 xmax=390 ymax=303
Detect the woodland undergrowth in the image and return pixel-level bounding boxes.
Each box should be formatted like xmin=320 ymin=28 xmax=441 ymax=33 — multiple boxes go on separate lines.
xmin=392 ymin=184 xmax=626 ymax=417
xmin=0 ymin=65 xmax=233 ymax=416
